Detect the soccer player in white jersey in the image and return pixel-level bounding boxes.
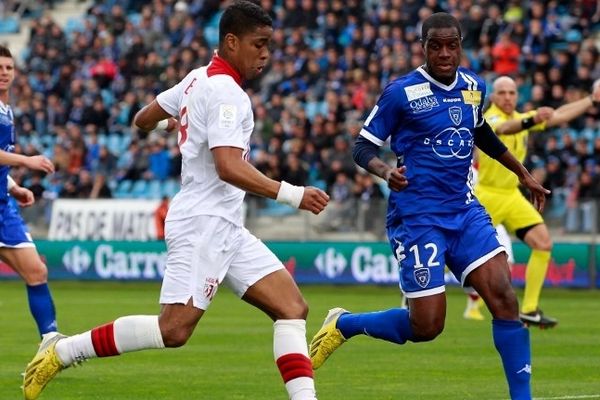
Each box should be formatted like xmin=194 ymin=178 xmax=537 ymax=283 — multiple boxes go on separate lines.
xmin=0 ymin=45 xmax=59 ymax=339
xmin=23 ymin=3 xmax=329 ymax=399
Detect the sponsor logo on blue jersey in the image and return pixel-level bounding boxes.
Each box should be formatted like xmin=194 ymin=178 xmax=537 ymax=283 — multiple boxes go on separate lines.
xmin=409 ymin=96 xmax=439 ymax=114
xmin=423 ymin=127 xmax=474 ymax=159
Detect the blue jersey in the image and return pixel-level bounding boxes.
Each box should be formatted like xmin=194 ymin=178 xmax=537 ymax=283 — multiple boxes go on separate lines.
xmin=0 ymin=100 xmax=15 ymax=204
xmin=360 ymin=66 xmax=486 ymax=225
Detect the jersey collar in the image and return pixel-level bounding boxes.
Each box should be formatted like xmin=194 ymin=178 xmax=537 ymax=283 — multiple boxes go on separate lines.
xmin=416 ymin=66 xmax=457 ymax=91
xmin=207 ymin=53 xmax=243 ymax=86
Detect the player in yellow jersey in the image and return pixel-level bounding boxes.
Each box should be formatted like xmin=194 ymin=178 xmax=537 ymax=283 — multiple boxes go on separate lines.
xmin=467 ymin=76 xmax=600 ymax=327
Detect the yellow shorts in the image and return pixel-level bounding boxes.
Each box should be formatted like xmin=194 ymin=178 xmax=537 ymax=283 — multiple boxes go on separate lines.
xmin=474 ymin=185 xmax=543 ymax=233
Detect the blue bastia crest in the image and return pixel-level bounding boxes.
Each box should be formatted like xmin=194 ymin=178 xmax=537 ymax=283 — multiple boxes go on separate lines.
xmin=449 ymin=106 xmax=462 ymax=126
xmin=414 ymin=268 xmax=430 ymax=288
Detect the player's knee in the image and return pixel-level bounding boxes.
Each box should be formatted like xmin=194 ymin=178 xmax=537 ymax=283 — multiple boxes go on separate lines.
xmin=276 ymin=297 xmax=309 ymax=320
xmin=22 ymin=262 xmax=48 ymax=285
xmin=487 ymin=287 xmax=519 ymax=319
xmin=410 ymin=319 xmax=444 ymax=342
xmin=161 ymin=328 xmax=192 ymax=348
xmin=534 ymin=239 xmax=552 ymax=252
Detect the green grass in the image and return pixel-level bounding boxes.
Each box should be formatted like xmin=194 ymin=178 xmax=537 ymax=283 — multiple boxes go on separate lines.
xmin=1 ymin=282 xmax=600 ymax=399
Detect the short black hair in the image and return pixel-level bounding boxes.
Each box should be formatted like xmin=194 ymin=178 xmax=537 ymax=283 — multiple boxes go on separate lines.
xmin=421 ymin=12 xmax=462 ymax=43
xmin=219 ymin=1 xmax=272 ymax=44
xmin=0 ymin=45 xmax=13 ymax=58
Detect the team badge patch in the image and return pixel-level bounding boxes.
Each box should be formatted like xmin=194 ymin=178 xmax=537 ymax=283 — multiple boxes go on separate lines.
xmin=461 ymin=90 xmax=481 ymax=105
xmin=449 ymin=106 xmax=462 ymax=126
xmin=414 ymin=268 xmax=430 ymax=288
xmin=203 ymin=277 xmax=219 ymax=300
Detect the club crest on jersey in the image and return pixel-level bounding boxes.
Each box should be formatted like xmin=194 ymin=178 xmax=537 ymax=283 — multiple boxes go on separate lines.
xmin=449 ymin=106 xmax=462 ymax=126
xmin=414 ymin=268 xmax=430 ymax=288
xmin=461 ymin=90 xmax=481 ymax=105
xmin=203 ymin=277 xmax=219 ymax=300
xmin=409 ymin=96 xmax=439 ymax=114
xmin=404 ymin=82 xmax=434 ymax=101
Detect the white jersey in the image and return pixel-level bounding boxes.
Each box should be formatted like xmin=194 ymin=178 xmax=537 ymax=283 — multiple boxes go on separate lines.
xmin=156 ymin=54 xmax=253 ymax=226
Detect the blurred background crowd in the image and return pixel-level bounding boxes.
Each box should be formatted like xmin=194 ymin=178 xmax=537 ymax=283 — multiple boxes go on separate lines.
xmin=0 ymin=0 xmax=599 ymax=236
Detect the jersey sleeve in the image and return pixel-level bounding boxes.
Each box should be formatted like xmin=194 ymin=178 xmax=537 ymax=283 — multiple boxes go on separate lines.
xmin=475 ymin=80 xmax=487 ymax=128
xmin=359 ymin=83 xmax=404 ymax=146
xmin=205 ymin=82 xmax=247 ymax=150
xmin=156 ymin=80 xmax=185 ymax=117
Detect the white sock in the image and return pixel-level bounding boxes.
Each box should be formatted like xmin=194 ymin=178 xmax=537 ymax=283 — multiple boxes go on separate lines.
xmin=274 ymin=319 xmax=317 ymax=400
xmin=56 ymin=315 xmax=164 ymax=366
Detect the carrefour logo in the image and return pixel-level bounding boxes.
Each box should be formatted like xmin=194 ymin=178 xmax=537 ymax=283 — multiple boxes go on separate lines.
xmin=424 ymin=127 xmax=473 ymax=159
xmin=62 ymin=244 xmax=167 ymax=279
xmin=314 ymin=247 xmax=399 ymax=283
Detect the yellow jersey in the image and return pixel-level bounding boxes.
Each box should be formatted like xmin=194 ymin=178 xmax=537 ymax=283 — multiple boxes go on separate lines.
xmin=477 ymin=103 xmax=545 ymax=191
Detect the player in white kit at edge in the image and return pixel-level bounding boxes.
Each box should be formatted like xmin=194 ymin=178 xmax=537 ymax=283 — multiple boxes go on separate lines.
xmin=23 ymin=2 xmax=329 ymax=400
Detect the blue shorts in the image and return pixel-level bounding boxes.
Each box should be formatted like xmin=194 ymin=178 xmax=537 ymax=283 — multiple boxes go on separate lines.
xmin=387 ymin=205 xmax=504 ymax=298
xmin=0 ymin=201 xmax=33 ymax=247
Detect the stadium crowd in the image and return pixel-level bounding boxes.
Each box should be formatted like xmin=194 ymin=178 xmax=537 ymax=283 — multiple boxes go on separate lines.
xmin=1 ymin=0 xmax=600 ymax=233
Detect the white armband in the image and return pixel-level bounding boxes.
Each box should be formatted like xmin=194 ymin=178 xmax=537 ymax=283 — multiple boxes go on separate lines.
xmin=276 ymin=181 xmax=304 ymax=208
xmin=153 ymin=119 xmax=169 ymax=132
xmin=7 ymin=175 xmax=16 ymax=190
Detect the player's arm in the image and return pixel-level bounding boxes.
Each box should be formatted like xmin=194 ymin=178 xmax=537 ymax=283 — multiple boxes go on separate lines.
xmin=353 ymin=135 xmax=407 ymax=191
xmin=475 ymin=121 xmax=550 ymax=211
xmin=545 ymin=90 xmax=599 ymax=128
xmin=212 ymin=146 xmax=329 ymax=215
xmin=0 ymin=150 xmax=54 ymax=173
xmin=133 ymin=100 xmax=178 ymax=133
xmin=495 ymin=107 xmax=554 ymax=135
xmin=7 ymin=176 xmax=34 ymax=207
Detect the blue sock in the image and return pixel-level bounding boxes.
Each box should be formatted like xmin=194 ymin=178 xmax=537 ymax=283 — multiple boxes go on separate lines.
xmin=337 ymin=308 xmax=413 ymax=344
xmin=26 ymin=283 xmax=58 ymax=336
xmin=492 ymin=319 xmax=531 ymax=400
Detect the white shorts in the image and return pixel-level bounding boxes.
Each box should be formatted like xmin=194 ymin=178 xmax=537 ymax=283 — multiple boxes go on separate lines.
xmin=159 ymin=215 xmax=284 ymax=310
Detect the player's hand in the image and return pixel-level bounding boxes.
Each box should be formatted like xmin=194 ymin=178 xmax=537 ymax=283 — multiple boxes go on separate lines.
xmin=385 ymin=166 xmax=408 ymax=191
xmin=23 ymin=155 xmax=55 ymax=174
xmin=166 ymin=117 xmax=180 ymax=133
xmin=9 ymin=185 xmax=35 ymax=207
xmin=534 ymin=107 xmax=554 ymax=123
xmin=299 ymin=187 xmax=329 ymax=215
xmin=520 ymin=174 xmax=551 ymax=212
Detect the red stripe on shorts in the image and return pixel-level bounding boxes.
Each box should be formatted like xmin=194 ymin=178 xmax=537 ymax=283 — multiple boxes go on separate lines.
xmin=276 ymin=353 xmax=314 ymax=382
xmin=91 ymin=322 xmax=120 ymax=357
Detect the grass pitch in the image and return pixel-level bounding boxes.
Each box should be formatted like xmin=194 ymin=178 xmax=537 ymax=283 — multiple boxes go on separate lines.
xmin=1 ymin=281 xmax=599 ymax=399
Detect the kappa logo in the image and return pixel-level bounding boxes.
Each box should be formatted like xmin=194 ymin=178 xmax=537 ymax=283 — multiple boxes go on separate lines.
xmin=414 ymin=268 xmax=430 ymax=288
xmin=393 ymin=238 xmax=406 ymax=262
xmin=449 ymin=106 xmax=462 ymax=126
xmin=516 ymin=364 xmax=532 ymax=375
xmin=404 ymin=82 xmax=433 ymax=101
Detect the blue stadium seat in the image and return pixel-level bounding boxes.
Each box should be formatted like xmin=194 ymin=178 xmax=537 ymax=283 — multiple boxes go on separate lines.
xmin=147 ymin=179 xmax=162 ymax=199
xmin=162 ymin=179 xmax=180 ymax=198
xmin=0 ymin=17 xmax=20 ymax=34
xmin=130 ymin=180 xmax=148 ymax=198
xmin=114 ymin=179 xmax=133 ymax=198
xmin=257 ymin=199 xmax=297 ymax=217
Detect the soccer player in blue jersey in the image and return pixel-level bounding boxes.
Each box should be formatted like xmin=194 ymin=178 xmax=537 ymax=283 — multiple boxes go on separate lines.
xmin=0 ymin=45 xmax=58 ymax=339
xmin=309 ymin=13 xmax=549 ymax=400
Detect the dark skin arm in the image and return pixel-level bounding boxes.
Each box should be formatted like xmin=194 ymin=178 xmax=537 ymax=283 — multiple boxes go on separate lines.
xmin=364 ymin=157 xmax=408 ymax=192
xmin=212 ymin=146 xmax=329 ymax=215
xmin=133 ymin=100 xmax=179 ymax=132
xmin=365 ymin=151 xmax=548 ymax=212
